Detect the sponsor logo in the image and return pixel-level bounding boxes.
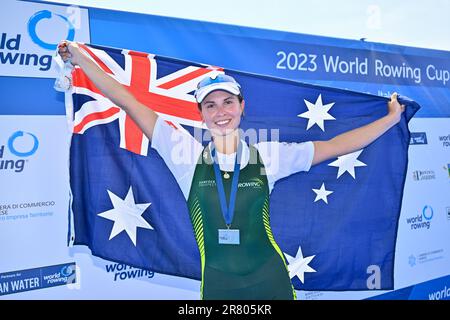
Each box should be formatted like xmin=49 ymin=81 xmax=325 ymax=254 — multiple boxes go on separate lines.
xmin=199 ymin=178 xmax=264 ymax=189
xmin=423 ymin=205 xmax=434 ymax=220
xmin=405 ymin=205 xmax=433 ymax=230
xmin=0 ymin=32 xmax=52 ymax=71
xmin=199 ymin=180 xmax=216 ymax=188
xmin=0 ymin=201 xmax=55 ymax=221
xmin=439 ymin=134 xmax=450 ymax=147
xmin=412 ymin=170 xmax=435 ymax=181
xmin=27 ymin=10 xmax=75 ymax=50
xmin=104 ymin=263 xmax=154 ymax=281
xmin=0 ymin=263 xmax=76 ymax=296
xmin=238 ymin=177 xmax=264 ymax=189
xmin=408 ymin=249 xmax=444 ymax=268
xmin=429 ymin=286 xmax=450 ymax=300
xmin=410 ymin=132 xmax=427 ymax=145
xmin=303 ymin=291 xmax=325 ymax=300
xmin=8 ymin=131 xmax=39 ymax=157
xmin=42 ymin=265 xmax=75 ymax=285
xmin=0 ymin=2 xmax=89 ymax=78
xmin=0 ymin=131 xmax=39 ymax=173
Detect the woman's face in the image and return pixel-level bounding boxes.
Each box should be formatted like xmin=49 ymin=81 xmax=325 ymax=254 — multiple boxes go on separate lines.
xmin=200 ymin=90 xmax=244 ymax=137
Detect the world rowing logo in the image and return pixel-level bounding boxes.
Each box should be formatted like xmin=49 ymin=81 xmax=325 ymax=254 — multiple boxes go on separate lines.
xmin=27 ymin=10 xmax=75 ymax=50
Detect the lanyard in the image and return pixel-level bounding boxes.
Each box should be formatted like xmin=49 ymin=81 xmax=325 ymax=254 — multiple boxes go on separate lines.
xmin=211 ymin=140 xmax=242 ymax=228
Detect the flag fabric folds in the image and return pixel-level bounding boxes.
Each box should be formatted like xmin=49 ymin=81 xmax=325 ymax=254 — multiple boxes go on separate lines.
xmin=63 ymin=43 xmax=419 ymax=291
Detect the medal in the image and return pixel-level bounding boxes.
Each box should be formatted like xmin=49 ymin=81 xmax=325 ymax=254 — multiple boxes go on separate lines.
xmin=223 ymin=172 xmax=230 ymax=179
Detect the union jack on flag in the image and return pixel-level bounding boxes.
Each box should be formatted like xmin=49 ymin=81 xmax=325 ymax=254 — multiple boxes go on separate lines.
xmin=63 ymin=43 xmax=419 ymax=291
xmin=70 ymin=43 xmax=223 ymax=155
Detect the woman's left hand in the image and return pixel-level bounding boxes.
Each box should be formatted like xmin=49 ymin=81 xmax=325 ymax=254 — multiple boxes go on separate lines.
xmin=388 ymin=92 xmax=405 ymax=123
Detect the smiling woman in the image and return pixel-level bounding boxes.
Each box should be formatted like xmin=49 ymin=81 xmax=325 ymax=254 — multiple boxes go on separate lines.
xmin=58 ymin=39 xmax=405 ymax=299
xmin=194 ymin=74 xmax=245 ymax=154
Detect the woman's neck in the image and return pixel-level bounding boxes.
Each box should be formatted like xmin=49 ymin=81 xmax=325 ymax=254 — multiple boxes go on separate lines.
xmin=213 ymin=130 xmax=239 ymax=155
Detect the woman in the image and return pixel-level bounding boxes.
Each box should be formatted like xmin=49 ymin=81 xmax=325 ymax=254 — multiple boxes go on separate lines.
xmin=58 ymin=41 xmax=405 ymax=300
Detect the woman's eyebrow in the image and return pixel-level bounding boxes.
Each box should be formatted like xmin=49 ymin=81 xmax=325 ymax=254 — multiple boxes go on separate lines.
xmin=223 ymin=95 xmax=235 ymax=101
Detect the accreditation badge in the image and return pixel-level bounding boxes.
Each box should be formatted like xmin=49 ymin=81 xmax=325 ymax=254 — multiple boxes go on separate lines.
xmin=218 ymin=229 xmax=240 ymax=245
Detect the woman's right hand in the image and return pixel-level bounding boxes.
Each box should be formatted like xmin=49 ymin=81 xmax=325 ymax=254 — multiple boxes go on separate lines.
xmin=57 ymin=40 xmax=83 ymax=66
xmin=56 ymin=40 xmax=159 ymax=140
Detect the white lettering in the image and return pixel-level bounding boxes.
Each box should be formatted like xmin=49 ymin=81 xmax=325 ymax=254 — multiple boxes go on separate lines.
xmin=429 ymin=286 xmax=450 ymax=300
xmin=366 ymin=265 xmax=381 ymax=289
xmin=323 ymin=55 xmax=368 ymax=75
xmin=10 ymin=277 xmax=39 ymax=291
xmin=178 ymin=304 xmax=212 ymax=317
xmin=426 ymin=65 xmax=450 ymax=85
xmin=0 ymin=282 xmax=8 ymax=293
xmin=375 ymin=59 xmax=421 ymax=83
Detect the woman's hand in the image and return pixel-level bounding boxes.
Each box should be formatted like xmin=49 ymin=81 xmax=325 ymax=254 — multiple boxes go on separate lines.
xmin=57 ymin=40 xmax=84 ymax=66
xmin=388 ymin=92 xmax=405 ymax=123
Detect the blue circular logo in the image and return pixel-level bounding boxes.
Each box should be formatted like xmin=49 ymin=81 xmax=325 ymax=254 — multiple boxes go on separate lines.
xmin=27 ymin=10 xmax=75 ymax=50
xmin=61 ymin=265 xmax=74 ymax=277
xmin=422 ymin=205 xmax=434 ymax=221
xmin=8 ymin=131 xmax=39 ymax=157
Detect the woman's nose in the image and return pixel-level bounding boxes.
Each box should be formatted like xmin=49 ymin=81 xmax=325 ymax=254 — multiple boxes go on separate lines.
xmin=214 ymin=105 xmax=226 ymax=115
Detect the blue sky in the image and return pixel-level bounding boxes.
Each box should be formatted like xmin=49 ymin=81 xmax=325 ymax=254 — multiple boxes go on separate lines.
xmin=48 ymin=0 xmax=450 ymax=52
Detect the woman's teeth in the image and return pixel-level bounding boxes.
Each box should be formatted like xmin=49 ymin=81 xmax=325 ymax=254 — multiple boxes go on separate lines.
xmin=215 ymin=119 xmax=231 ymax=126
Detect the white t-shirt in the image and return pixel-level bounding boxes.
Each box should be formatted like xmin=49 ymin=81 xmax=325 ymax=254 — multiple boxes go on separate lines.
xmin=151 ymin=117 xmax=315 ymax=199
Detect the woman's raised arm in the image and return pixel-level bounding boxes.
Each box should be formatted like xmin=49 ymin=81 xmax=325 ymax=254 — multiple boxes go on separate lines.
xmin=58 ymin=41 xmax=158 ymax=140
xmin=311 ymin=93 xmax=405 ymax=166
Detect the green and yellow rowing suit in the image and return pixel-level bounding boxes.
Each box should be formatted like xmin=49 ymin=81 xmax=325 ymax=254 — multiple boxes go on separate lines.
xmin=187 ymin=144 xmax=295 ymax=300
xmin=151 ymin=118 xmax=314 ymax=300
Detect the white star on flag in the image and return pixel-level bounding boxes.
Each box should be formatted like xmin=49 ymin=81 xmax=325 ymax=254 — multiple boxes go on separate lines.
xmin=312 ymin=183 xmax=333 ymax=204
xmin=328 ymin=149 xmax=367 ymax=179
xmin=284 ymin=246 xmax=316 ymax=283
xmin=298 ymin=94 xmax=336 ymax=131
xmin=98 ymin=186 xmax=153 ymax=246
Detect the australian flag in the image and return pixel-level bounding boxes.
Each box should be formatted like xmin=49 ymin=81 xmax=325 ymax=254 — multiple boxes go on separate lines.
xmin=63 ymin=43 xmax=419 ymax=291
